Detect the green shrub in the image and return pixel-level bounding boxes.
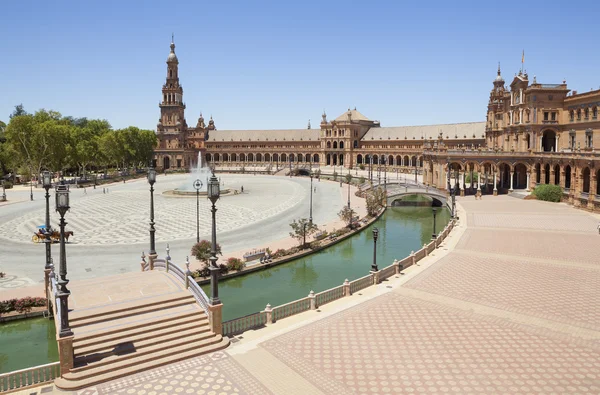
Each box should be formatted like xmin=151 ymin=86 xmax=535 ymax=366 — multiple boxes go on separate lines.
xmin=359 ymin=164 xmax=365 ymax=170
xmin=226 ymin=257 xmax=245 ymax=272
xmin=0 ymin=297 xmax=46 ymax=315
xmin=532 ymin=184 xmax=562 ymax=202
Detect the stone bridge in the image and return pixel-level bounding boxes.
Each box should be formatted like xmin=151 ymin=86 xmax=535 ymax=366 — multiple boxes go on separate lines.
xmin=364 ymin=181 xmax=449 ymax=208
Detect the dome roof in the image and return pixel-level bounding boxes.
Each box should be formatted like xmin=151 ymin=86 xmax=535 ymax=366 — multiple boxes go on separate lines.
xmin=167 ymin=42 xmax=178 ymax=63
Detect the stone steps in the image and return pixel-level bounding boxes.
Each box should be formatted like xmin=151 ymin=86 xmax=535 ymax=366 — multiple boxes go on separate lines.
xmin=55 ymin=337 xmax=229 ymax=391
xmin=55 ymin=283 xmax=228 ymax=391
xmin=70 ymin=293 xmax=195 ymax=328
xmin=74 ymin=315 xmax=209 ymax=356
xmin=72 ymin=326 xmax=218 ymax=372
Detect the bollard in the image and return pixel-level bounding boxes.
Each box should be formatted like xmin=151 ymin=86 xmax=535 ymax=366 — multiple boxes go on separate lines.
xmin=264 ymin=303 xmax=273 ymax=325
xmin=140 ymin=251 xmax=146 ymax=272
xmin=166 ymin=244 xmax=171 ymax=273
xmin=185 ymin=256 xmax=191 ymax=288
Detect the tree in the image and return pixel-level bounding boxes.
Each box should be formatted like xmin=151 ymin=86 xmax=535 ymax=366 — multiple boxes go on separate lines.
xmin=345 ymin=173 xmax=353 ymax=184
xmin=365 ymin=187 xmax=386 ymax=216
xmin=338 ymin=206 xmax=356 ymax=228
xmin=289 ymin=218 xmax=319 ymax=248
xmin=9 ymin=104 xmax=28 ymax=119
xmin=191 ymin=240 xmax=222 ymax=267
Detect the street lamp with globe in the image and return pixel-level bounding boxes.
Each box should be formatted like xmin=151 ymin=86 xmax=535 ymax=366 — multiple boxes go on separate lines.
xmin=207 ymin=171 xmax=221 ymax=305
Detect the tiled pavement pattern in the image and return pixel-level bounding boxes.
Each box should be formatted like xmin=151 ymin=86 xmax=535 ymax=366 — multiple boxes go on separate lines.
xmin=256 ymin=196 xmax=600 ymax=394
xmin=404 ymin=251 xmax=600 ymax=330
xmin=0 ymin=177 xmax=303 ymax=245
xmin=262 ymin=293 xmax=600 ymax=394
xmin=90 ymin=352 xmax=271 ymax=395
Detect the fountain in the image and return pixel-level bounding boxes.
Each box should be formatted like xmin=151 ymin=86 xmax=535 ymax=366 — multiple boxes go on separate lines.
xmin=168 ymin=152 xmax=232 ymax=196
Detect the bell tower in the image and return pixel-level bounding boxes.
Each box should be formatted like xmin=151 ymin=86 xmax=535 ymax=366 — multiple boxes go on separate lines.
xmin=158 ymin=35 xmax=187 ymax=135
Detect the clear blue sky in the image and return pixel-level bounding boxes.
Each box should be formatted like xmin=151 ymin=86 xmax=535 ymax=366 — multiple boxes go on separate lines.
xmin=1 ymin=1 xmax=598 ymax=130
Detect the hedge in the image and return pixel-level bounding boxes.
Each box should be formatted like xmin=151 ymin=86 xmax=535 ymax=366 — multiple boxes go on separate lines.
xmin=0 ymin=296 xmax=47 ymax=315
xmin=532 ymin=184 xmax=562 ymax=202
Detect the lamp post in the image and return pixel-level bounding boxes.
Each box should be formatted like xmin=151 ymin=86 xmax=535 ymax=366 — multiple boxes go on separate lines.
xmin=42 ymin=171 xmax=53 ymax=271
xmin=193 ymin=179 xmax=203 ymax=243
xmin=1 ymin=180 xmax=6 ymax=201
xmin=30 ymin=175 xmax=34 ymax=201
xmin=371 ymin=227 xmax=379 ymax=272
xmin=347 ymin=173 xmax=351 ymax=209
xmin=55 ymin=184 xmax=73 ymax=337
xmin=432 ymin=207 xmax=438 ymax=239
xmin=207 ymin=171 xmax=221 ymax=305
xmin=147 ymin=167 xmax=157 ymax=256
xmin=309 ymin=173 xmax=313 ymax=224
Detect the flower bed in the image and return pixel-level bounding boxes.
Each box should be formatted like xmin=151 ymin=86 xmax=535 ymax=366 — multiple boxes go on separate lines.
xmin=0 ymin=297 xmax=47 ymax=316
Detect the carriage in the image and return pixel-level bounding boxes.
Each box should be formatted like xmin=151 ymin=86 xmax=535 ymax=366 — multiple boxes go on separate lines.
xmin=31 ymin=225 xmax=74 ymax=243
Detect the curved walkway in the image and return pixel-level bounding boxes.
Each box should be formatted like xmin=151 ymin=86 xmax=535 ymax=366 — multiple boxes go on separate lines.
xmin=15 ymin=196 xmax=600 ymax=394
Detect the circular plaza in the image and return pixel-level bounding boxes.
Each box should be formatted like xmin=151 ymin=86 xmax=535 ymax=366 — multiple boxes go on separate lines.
xmin=0 ymin=173 xmax=346 ymax=289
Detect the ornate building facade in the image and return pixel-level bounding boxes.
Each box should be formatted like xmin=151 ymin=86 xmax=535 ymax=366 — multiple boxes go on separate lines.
xmin=424 ymin=66 xmax=600 ymax=211
xmin=153 ymin=39 xmax=483 ymax=175
xmin=153 ymin=40 xmax=600 ymax=211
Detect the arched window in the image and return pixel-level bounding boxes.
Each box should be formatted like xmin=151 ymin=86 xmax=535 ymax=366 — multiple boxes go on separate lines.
xmin=388 ymin=155 xmax=394 ymax=166
xmin=569 ymin=110 xmax=574 ymax=122
xmin=577 ymin=109 xmax=582 ymax=120
xmin=273 ymin=153 xmax=279 ymax=162
xmin=593 ymin=107 xmax=598 ymax=119
xmin=313 ymin=154 xmax=319 ymax=163
xmin=333 ymin=141 xmax=338 ymax=149
xmin=353 ymin=140 xmax=358 ymax=148
xmin=585 ymin=108 xmax=589 ymax=119
xmin=231 ymin=153 xmax=238 ymax=162
xmin=305 ymin=153 xmax=310 ymax=162
xmin=297 ymin=153 xmax=302 ymax=162
xmin=256 ymin=153 xmax=262 ymax=162
xmin=281 ymin=153 xmax=287 ymax=162
xmin=357 ymin=154 xmax=363 ymax=164
xmin=214 ymin=153 xmax=220 ymax=162
xmin=170 ymin=69 xmax=173 ymax=78
xmin=339 ymin=141 xmax=344 ymax=149
xmin=564 ymin=165 xmax=571 ymax=189
xmin=247 ymin=153 xmax=254 ymax=162
xmin=326 ymin=141 xmax=331 ymax=149
xmin=396 ymin=155 xmax=401 ymax=166
xmin=265 ymin=153 xmax=271 ymax=162
xmin=583 ymin=167 xmax=590 ymax=193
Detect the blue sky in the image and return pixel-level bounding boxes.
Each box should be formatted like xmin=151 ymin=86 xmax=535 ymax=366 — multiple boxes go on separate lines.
xmin=1 ymin=1 xmax=598 ymax=130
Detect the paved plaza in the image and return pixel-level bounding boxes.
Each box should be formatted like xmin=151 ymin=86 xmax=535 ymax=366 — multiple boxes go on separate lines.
xmin=0 ymin=174 xmax=346 ymax=295
xmin=15 ymin=195 xmax=600 ymax=394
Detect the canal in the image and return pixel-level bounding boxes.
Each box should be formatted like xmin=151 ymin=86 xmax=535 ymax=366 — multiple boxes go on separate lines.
xmin=0 ymin=317 xmax=58 ymax=373
xmin=206 ymin=204 xmax=451 ymax=321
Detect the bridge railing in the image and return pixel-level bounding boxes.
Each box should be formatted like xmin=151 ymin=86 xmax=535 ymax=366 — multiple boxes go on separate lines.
xmin=146 ymin=247 xmax=211 ymax=316
xmin=222 ymin=218 xmax=457 ymax=336
xmin=0 ymin=362 xmax=61 ymax=392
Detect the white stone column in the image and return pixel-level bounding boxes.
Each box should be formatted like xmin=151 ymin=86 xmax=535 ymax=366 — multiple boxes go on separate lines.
xmin=555 ymin=135 xmax=559 ymax=152
xmin=540 ymin=136 xmax=543 ymax=152
xmin=510 ymin=171 xmax=515 ymax=191
xmin=493 ymin=172 xmax=498 ymax=192
xmin=526 ymin=172 xmax=531 ymax=192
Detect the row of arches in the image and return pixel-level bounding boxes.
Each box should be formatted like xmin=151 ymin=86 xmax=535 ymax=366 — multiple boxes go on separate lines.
xmin=357 ymin=154 xmax=423 ymax=167
xmin=205 ymin=153 xmax=320 ymax=163
xmin=534 ymin=163 xmax=600 ymax=194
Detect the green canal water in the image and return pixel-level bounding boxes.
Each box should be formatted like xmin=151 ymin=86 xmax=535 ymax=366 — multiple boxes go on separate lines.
xmin=0 ymin=317 xmax=58 ymax=373
xmin=205 ymin=205 xmax=451 ymax=321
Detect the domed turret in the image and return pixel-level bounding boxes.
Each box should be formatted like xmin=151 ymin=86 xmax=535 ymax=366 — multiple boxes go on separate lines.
xmin=167 ymin=35 xmax=178 ymax=63
xmin=197 ymin=112 xmax=205 ymax=128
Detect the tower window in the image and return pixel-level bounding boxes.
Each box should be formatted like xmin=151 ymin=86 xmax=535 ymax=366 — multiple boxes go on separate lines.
xmin=170 ymin=70 xmax=173 ymax=78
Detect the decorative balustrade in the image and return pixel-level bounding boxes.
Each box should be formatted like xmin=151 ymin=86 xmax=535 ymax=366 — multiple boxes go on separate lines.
xmin=222 ymin=311 xmax=267 ymax=336
xmin=378 ymin=264 xmax=397 ymax=281
xmin=219 ymin=220 xmax=456 ymax=336
xmin=315 ymin=285 xmax=344 ymax=307
xmin=350 ymin=274 xmax=374 ymax=294
xmin=414 ymin=248 xmax=426 ymax=261
xmin=0 ymin=362 xmax=60 ymax=392
xmin=272 ymin=297 xmax=311 ymax=321
xmin=187 ymin=276 xmax=210 ymax=316
xmin=145 ymin=247 xmax=211 ymax=316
